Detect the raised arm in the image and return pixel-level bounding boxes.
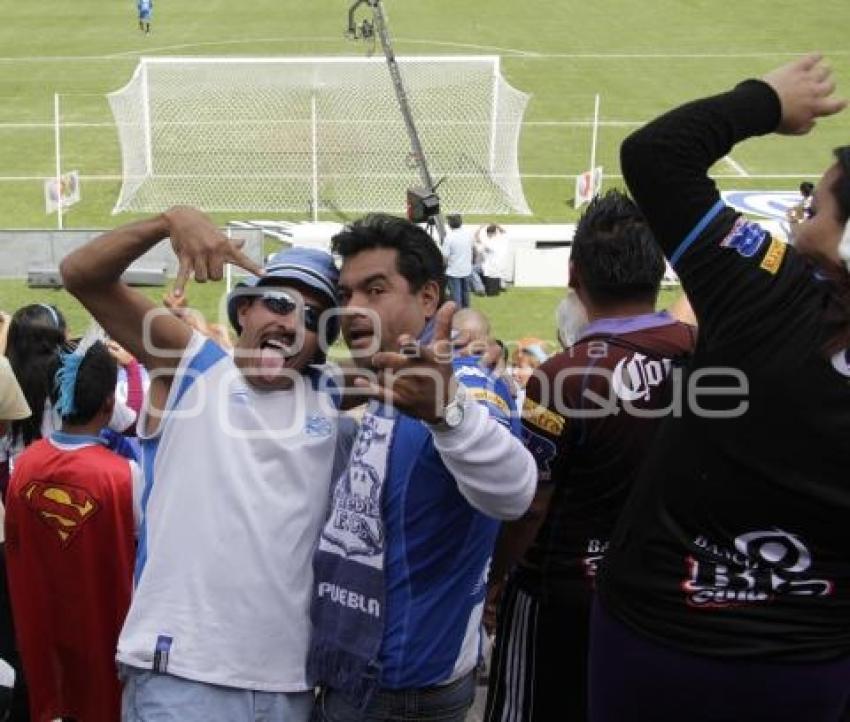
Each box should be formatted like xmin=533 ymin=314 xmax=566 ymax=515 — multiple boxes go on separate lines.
xmin=620 ymin=79 xmax=781 ymax=257
xmin=60 ymin=206 xmax=263 ymax=375
xmin=620 ymin=56 xmax=845 ymax=341
xmin=620 ymin=54 xmax=844 ymax=259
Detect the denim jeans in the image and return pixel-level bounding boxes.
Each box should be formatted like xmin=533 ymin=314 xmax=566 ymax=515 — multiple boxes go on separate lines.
xmin=447 ymin=276 xmax=470 ymax=309
xmin=120 ymin=665 xmax=314 ymax=722
xmin=314 ymin=672 xmax=475 ymax=722
xmin=469 ymin=267 xmax=485 ymax=295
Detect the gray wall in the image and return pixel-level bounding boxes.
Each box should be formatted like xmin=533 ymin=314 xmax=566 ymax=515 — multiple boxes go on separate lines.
xmin=0 ymin=228 xmax=265 ymax=279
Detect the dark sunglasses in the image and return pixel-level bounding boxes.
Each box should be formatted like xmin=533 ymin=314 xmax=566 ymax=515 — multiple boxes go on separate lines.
xmin=257 ymin=290 xmax=321 ymax=333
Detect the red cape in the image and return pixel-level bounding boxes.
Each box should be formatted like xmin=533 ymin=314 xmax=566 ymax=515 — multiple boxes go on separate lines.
xmin=5 ymin=438 xmax=134 ymax=722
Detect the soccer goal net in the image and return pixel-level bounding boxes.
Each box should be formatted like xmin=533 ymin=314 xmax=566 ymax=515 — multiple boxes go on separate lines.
xmin=108 ymin=56 xmax=531 ymax=216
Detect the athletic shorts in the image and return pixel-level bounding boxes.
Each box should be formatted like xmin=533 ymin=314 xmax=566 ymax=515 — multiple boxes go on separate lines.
xmin=484 ymin=574 xmax=592 ymax=722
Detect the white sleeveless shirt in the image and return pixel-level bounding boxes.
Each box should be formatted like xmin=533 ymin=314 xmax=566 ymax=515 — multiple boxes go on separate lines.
xmin=117 ymin=333 xmax=342 ymax=691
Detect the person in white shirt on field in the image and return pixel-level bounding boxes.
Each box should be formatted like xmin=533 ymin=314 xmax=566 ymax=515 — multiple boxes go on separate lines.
xmin=475 ymin=224 xmax=512 ymax=295
xmin=442 ymin=214 xmax=474 ymax=308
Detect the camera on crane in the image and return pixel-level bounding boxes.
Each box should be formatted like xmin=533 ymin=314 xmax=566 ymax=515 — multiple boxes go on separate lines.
xmin=406 ymin=187 xmax=441 ymax=223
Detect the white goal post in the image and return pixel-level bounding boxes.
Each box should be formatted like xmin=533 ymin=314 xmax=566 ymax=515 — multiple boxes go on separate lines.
xmin=108 ymin=56 xmax=532 ymax=216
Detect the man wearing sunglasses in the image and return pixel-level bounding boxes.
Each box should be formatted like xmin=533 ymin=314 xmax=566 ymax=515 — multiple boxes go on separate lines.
xmin=60 ymin=207 xmax=351 ymax=722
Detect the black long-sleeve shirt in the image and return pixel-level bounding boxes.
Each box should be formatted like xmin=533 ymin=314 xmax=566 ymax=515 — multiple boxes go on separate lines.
xmin=597 ymin=80 xmax=850 ymax=662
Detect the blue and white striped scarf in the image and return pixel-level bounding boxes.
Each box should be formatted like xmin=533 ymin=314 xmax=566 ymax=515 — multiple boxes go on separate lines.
xmin=307 ymin=403 xmax=396 ymax=707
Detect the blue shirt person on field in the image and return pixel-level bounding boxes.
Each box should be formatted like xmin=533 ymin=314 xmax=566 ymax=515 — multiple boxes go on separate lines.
xmin=137 ymin=0 xmax=152 ymax=33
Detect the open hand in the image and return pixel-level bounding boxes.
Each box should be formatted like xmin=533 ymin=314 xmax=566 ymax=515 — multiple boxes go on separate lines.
xmin=105 ymin=339 xmax=134 ymax=367
xmin=762 ymin=54 xmax=847 ymax=135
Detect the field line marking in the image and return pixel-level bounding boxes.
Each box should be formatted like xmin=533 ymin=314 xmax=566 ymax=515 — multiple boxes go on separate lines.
xmin=0 ymin=175 xmax=122 ymax=181
xmin=523 ymin=172 xmax=816 ymax=179
xmin=723 ymin=155 xmax=750 ymax=177
xmin=0 ymin=37 xmax=538 ymax=61
xmin=2 ymin=42 xmax=850 ymax=62
xmin=0 ymin=173 xmax=822 ymax=182
xmin=513 ymin=50 xmax=850 ymax=59
xmin=0 ymin=119 xmax=645 ymax=129
xmin=0 ymin=122 xmax=113 ymax=129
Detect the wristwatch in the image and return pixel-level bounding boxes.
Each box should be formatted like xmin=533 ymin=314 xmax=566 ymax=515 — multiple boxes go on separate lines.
xmin=431 ymin=383 xmax=467 ymax=431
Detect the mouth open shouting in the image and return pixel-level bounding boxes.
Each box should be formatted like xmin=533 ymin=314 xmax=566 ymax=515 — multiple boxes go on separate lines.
xmin=256 ymin=333 xmax=299 ymax=383
xmin=345 ymin=324 xmax=375 ymax=352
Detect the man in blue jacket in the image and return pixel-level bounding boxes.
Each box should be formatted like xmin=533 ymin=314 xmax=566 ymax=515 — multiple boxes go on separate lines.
xmin=309 ymin=213 xmax=536 ymax=721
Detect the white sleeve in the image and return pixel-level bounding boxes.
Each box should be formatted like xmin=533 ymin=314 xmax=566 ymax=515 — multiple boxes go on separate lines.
xmin=430 ymin=400 xmax=536 ymax=520
xmin=108 ymin=398 xmax=137 ymax=433
xmin=128 ymin=460 xmax=144 ymax=534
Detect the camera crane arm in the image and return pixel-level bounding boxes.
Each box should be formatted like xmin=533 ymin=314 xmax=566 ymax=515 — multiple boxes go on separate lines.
xmin=346 ymin=0 xmax=447 ymax=241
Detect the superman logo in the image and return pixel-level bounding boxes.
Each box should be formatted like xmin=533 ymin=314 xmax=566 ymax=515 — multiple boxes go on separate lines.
xmin=21 ymin=481 xmax=100 ymax=547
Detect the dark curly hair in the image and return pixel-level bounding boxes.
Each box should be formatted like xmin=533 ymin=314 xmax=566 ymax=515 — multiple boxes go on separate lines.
xmin=331 ymin=213 xmax=447 ymax=302
xmin=50 ymin=340 xmax=118 ymax=427
xmin=570 ymin=189 xmax=665 ymax=307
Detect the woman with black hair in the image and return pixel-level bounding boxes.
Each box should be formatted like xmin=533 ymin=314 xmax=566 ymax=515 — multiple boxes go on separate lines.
xmin=3 ymin=305 xmax=143 ymax=479
xmin=592 ymin=55 xmax=850 ymax=722
xmin=0 ymin=303 xmax=67 ymax=721
xmin=1 ymin=304 xmax=67 ymax=480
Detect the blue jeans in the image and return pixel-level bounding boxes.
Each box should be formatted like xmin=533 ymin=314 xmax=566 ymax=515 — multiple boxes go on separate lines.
xmin=447 ymin=276 xmax=470 ymax=309
xmin=469 ymin=266 xmax=485 ymax=295
xmin=120 ymin=665 xmax=314 ymax=722
xmin=314 ymin=672 xmax=475 ymax=722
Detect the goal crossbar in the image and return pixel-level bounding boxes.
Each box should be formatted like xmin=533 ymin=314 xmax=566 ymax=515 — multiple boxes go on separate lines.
xmin=108 ymin=55 xmax=531 ymax=216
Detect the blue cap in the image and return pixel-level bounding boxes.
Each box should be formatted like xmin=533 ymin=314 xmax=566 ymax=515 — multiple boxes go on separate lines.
xmin=227 ymin=247 xmax=339 ymax=343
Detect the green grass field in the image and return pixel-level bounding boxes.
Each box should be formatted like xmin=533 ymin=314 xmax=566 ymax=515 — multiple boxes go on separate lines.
xmin=0 ymin=1 xmax=843 ymax=339
xmin=0 ymin=276 xmax=682 ymax=344
xmin=1 ymin=0 xmax=849 ymax=229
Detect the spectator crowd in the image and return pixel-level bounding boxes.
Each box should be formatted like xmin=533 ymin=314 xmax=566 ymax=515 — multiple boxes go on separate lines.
xmin=0 ymin=54 xmax=848 ymax=722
